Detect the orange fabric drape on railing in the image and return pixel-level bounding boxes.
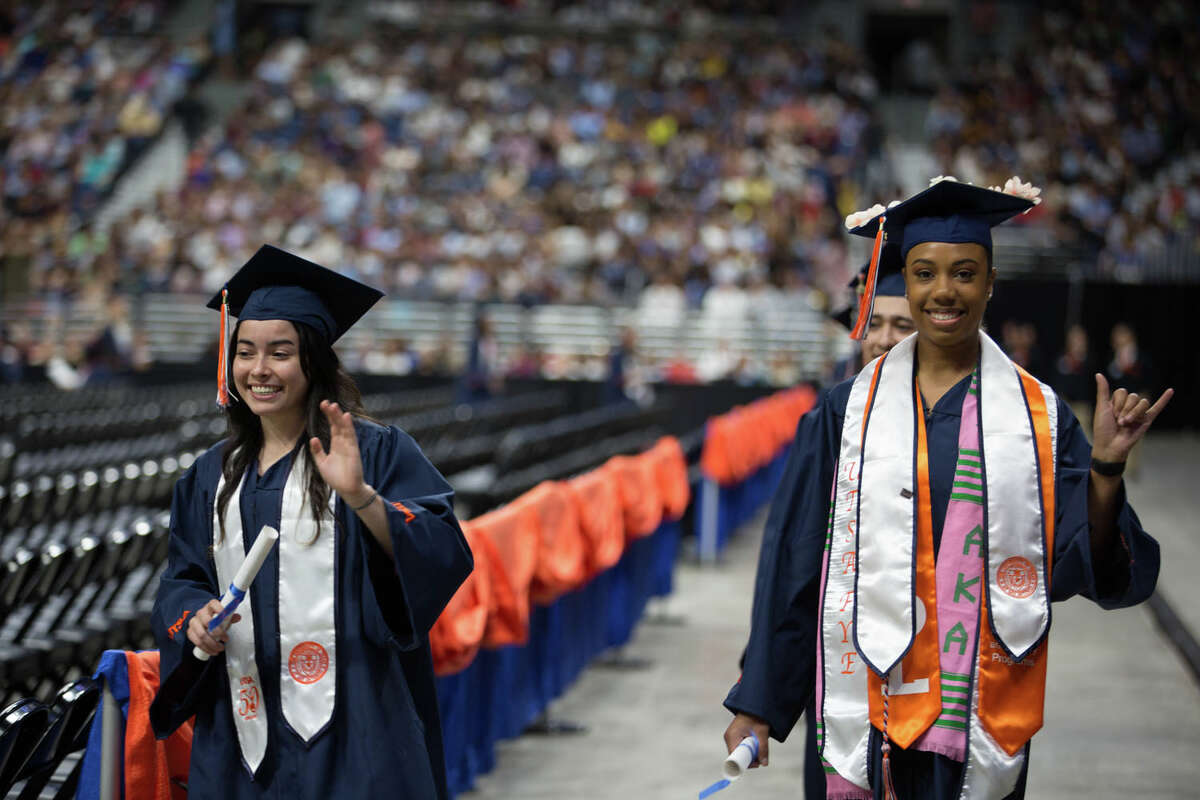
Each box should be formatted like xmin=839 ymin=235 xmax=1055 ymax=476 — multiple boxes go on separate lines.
xmin=430 ymin=524 xmax=493 ymax=676
xmin=699 ymin=386 xmax=817 ymax=485
xmin=124 ymin=650 xmax=192 ymax=800
xmin=428 ymin=420 xmax=762 ymax=674
xmin=647 ymin=436 xmax=690 ymax=521
xmin=567 ymin=467 xmax=626 ymax=579
xmin=605 ymin=452 xmax=662 ymax=541
xmin=513 ymin=480 xmax=590 ymax=605
xmin=472 ymin=502 xmax=540 ymax=648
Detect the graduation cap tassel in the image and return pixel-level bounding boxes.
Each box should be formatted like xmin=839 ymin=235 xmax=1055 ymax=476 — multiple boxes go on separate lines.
xmin=216 ymin=288 xmax=233 ymax=408
xmin=849 ymin=216 xmax=886 ymax=341
xmin=880 ymin=678 xmax=899 ymax=800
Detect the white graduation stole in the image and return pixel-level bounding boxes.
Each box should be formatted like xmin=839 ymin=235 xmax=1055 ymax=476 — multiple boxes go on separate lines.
xmin=213 ymin=455 xmax=337 ymax=776
xmin=818 ymin=332 xmax=1056 ymax=798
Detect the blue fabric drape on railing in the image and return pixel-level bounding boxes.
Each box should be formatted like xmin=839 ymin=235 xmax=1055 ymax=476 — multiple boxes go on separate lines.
xmin=437 ymin=520 xmax=681 ymax=797
xmin=693 ymin=447 xmax=790 ymax=556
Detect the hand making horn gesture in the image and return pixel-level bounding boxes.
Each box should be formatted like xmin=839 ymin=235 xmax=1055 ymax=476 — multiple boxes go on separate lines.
xmin=1091 ymin=374 xmax=1174 ymax=465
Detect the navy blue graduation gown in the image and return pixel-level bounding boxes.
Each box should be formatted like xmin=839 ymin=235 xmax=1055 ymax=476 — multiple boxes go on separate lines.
xmin=725 ymin=374 xmax=1160 ymax=799
xmin=150 ymin=420 xmax=473 ymax=800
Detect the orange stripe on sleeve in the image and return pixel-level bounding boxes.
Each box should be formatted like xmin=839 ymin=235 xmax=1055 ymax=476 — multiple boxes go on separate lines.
xmin=390 ymin=501 xmax=416 ymax=524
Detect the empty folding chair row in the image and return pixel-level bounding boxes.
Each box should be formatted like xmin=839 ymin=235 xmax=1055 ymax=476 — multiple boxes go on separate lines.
xmin=419 ymin=391 xmax=570 ymax=448
xmin=0 ymin=381 xmax=211 ymax=427
xmin=423 ymin=432 xmax=506 ymax=478
xmin=493 ymin=403 xmax=667 ymax=475
xmin=1 ymin=512 xmax=170 ymax=699
xmin=9 ymin=430 xmax=188 ymax=481
xmin=1 ymin=509 xmax=170 ymax=622
xmin=1 ymin=451 xmax=200 ymax=529
xmin=0 ymin=679 xmax=99 ymax=799
xmin=455 ymin=427 xmax=663 ymax=517
xmin=11 ymin=390 xmax=222 ymax=451
xmin=360 ymin=386 xmax=458 ymax=420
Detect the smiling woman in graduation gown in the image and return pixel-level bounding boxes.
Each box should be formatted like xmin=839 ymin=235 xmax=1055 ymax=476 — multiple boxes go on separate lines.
xmin=149 ymin=246 xmax=473 ymax=799
xmin=722 ymin=178 xmax=1171 ymax=800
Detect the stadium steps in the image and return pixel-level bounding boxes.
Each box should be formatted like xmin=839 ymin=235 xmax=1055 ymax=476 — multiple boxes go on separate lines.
xmin=92 ymin=120 xmax=188 ymax=234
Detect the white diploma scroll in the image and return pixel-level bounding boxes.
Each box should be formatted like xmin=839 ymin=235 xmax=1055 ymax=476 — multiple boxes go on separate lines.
xmin=193 ymin=525 xmax=279 ymax=661
xmin=722 ymin=733 xmax=759 ymax=780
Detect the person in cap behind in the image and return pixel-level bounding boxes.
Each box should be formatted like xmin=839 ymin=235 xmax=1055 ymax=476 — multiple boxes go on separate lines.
xmin=829 ymin=246 xmax=915 ymax=383
xmin=150 ymin=245 xmax=473 ymax=800
xmin=722 ymin=177 xmax=1172 ymax=799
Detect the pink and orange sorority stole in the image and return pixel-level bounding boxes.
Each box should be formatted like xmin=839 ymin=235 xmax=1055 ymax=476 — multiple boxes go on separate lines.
xmin=815 ymin=332 xmax=1057 ymax=799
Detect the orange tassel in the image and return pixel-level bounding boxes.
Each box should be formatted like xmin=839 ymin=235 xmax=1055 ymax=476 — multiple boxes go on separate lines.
xmin=216 ymin=288 xmax=231 ymax=407
xmin=849 ymin=216 xmax=886 ymax=341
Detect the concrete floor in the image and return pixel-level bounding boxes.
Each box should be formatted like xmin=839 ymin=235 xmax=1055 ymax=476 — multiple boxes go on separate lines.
xmin=463 ymin=434 xmax=1200 ymax=799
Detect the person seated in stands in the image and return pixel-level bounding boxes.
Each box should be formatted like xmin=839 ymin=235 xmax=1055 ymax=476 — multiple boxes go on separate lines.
xmin=722 ymin=177 xmax=1171 ymax=799
xmin=150 ymin=245 xmax=473 ymax=799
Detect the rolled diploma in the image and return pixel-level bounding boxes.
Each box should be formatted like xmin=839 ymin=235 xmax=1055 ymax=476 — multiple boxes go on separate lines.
xmin=722 ymin=733 xmax=759 ymax=780
xmin=193 ymin=526 xmax=279 ymax=661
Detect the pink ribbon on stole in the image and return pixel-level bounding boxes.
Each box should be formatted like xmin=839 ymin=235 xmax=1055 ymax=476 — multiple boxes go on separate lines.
xmin=911 ymin=372 xmax=985 ymax=761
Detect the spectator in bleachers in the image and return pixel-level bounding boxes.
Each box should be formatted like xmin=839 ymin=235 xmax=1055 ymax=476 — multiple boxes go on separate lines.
xmin=458 ymin=311 xmax=501 ymax=403
xmin=1052 ymin=323 xmax=1095 ymax=438
xmin=1105 ymin=321 xmax=1155 ymax=478
xmin=929 ymin=1 xmax=1200 ymax=277
xmin=0 ymin=325 xmax=25 ymax=383
xmin=18 ymin=21 xmax=882 ymax=320
xmin=1000 ymin=319 xmax=1046 ymax=377
xmin=151 ymin=246 xmax=472 ymax=799
xmin=604 ymin=326 xmax=647 ymax=405
xmin=0 ymin=1 xmax=203 ymax=225
xmin=637 ymin=269 xmax=687 ymax=325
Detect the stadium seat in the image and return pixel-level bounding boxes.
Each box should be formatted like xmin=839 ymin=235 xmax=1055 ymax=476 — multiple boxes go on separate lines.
xmin=10 ymin=680 xmax=100 ymax=800
xmin=0 ymin=698 xmax=49 ymax=795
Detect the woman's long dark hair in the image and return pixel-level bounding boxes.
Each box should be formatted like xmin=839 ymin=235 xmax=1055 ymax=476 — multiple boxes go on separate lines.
xmin=216 ymin=320 xmax=368 ymax=544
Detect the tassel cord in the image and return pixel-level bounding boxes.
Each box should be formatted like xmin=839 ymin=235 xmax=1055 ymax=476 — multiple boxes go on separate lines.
xmin=881 ymin=677 xmax=899 ymax=800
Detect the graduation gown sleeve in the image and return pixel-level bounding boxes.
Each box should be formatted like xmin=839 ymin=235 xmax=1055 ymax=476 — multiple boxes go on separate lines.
xmin=351 ymin=421 xmax=474 ymax=651
xmin=723 ymin=382 xmax=850 ymax=741
xmin=150 ymin=447 xmax=225 ymax=736
xmin=1046 ymin=394 xmax=1160 ymax=606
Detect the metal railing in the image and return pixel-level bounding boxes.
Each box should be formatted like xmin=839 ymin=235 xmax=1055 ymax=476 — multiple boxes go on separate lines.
xmin=1 ymin=296 xmax=835 ymax=381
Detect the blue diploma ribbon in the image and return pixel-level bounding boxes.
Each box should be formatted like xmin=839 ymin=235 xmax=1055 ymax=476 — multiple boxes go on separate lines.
xmin=207 ymin=583 xmax=246 ymax=632
xmin=700 ymin=732 xmax=758 ymax=798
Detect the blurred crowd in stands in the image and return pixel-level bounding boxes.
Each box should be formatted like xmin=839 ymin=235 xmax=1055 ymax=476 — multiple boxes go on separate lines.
xmin=0 ymin=1 xmax=206 ymax=221
xmin=0 ymin=0 xmax=1191 ymax=396
xmin=112 ymin=28 xmax=880 ymax=311
xmin=926 ymin=0 xmax=1200 ymax=279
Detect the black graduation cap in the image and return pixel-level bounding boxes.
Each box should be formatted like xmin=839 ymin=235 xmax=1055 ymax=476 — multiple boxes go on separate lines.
xmin=831 ymin=244 xmax=906 ymax=330
xmin=846 ymin=178 xmax=1036 ymax=262
xmin=206 ymin=244 xmax=384 ymax=343
xmin=842 ymin=177 xmax=1038 ymax=340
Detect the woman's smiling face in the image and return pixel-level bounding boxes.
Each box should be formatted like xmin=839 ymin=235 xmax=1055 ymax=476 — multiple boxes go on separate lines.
xmin=232 ymin=319 xmax=310 ymax=423
xmin=903 ymin=241 xmax=994 ymax=349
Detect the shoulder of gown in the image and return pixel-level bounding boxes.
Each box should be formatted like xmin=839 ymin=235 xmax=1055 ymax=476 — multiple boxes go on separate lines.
xmin=723 ymin=382 xmax=850 ymax=740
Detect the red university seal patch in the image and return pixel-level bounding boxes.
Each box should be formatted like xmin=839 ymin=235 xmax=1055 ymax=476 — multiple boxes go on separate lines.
xmin=288 ymin=641 xmax=329 ymax=684
xmin=996 ymin=556 xmax=1038 ymax=599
